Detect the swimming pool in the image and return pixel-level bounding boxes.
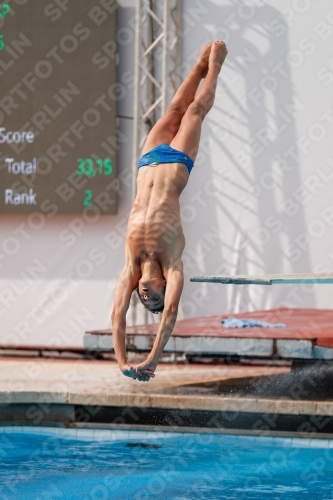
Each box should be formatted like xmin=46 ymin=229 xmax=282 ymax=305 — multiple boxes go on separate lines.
xmin=0 ymin=427 xmax=333 ymax=499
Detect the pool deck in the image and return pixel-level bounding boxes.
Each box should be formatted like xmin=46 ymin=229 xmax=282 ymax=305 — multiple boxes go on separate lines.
xmin=0 ymin=358 xmax=290 ymax=411
xmin=2 ymin=357 xmax=333 ymax=434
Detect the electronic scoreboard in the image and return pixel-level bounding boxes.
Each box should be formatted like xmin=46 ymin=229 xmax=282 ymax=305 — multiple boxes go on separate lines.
xmin=0 ymin=0 xmax=118 ymax=215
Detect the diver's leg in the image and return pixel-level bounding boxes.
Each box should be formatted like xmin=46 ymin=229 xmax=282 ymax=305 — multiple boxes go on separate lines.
xmin=170 ymin=41 xmax=227 ymax=161
xmin=140 ymin=44 xmax=212 ymax=156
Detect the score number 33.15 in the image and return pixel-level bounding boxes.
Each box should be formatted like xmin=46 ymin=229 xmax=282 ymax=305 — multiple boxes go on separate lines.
xmin=77 ymin=158 xmax=112 ymax=177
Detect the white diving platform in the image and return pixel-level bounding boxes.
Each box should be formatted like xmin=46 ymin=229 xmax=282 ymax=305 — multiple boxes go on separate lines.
xmin=84 ymin=309 xmax=333 ymax=363
xmin=190 ymin=274 xmax=333 ymax=285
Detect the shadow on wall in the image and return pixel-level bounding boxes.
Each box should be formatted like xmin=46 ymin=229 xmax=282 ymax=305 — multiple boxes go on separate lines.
xmin=181 ymin=0 xmax=312 ymax=316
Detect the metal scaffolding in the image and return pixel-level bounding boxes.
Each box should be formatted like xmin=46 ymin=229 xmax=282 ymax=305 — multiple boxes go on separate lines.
xmin=131 ymin=0 xmax=182 ymax=325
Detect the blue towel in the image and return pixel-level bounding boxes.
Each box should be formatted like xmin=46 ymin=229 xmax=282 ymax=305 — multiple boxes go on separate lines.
xmin=221 ymin=317 xmax=286 ymax=328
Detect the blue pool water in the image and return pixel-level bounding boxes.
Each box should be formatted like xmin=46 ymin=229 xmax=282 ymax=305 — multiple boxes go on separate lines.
xmin=1 ymin=427 xmax=333 ymax=499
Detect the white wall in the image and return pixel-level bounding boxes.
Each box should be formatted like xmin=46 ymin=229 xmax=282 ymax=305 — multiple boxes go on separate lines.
xmin=180 ymin=0 xmax=333 ymax=318
xmin=1 ymin=0 xmax=333 ymax=348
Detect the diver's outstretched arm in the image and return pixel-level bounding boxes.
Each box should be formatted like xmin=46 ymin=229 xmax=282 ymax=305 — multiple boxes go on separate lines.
xmin=134 ymin=266 xmax=184 ymax=377
xmin=112 ymin=266 xmax=141 ymax=379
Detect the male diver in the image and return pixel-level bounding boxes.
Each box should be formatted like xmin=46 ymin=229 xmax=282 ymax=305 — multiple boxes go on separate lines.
xmin=112 ymin=41 xmax=227 ymax=382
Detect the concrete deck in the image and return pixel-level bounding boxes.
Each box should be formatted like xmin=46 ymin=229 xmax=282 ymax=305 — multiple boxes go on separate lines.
xmin=84 ymin=308 xmax=333 ymax=360
xmin=0 ymin=357 xmax=332 ymax=413
xmin=2 ymin=358 xmax=333 ymax=436
xmin=0 ymin=359 xmax=289 ymax=409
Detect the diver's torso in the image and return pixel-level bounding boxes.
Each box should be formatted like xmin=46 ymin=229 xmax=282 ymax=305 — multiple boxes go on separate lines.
xmin=126 ymin=163 xmax=188 ymax=265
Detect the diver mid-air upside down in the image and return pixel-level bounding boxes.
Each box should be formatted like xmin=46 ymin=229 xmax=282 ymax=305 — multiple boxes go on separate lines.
xmin=112 ymin=41 xmax=228 ymax=382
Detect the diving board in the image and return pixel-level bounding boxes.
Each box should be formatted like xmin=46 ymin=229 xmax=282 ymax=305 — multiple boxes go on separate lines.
xmin=190 ymin=274 xmax=333 ymax=285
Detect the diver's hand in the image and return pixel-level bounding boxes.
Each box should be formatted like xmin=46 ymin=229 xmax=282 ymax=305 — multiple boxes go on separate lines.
xmin=135 ymin=360 xmax=156 ymax=382
xmin=121 ymin=364 xmax=140 ymax=380
xmin=120 ymin=363 xmax=155 ymax=382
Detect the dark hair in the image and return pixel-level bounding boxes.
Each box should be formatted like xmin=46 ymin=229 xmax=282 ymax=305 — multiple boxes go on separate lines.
xmin=135 ymin=285 xmax=165 ymax=314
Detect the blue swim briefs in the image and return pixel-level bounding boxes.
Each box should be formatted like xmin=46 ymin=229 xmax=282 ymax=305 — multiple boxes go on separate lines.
xmin=138 ymin=143 xmax=194 ymax=175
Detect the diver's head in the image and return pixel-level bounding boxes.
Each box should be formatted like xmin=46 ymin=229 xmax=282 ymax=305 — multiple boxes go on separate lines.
xmin=136 ymin=278 xmax=166 ymax=314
